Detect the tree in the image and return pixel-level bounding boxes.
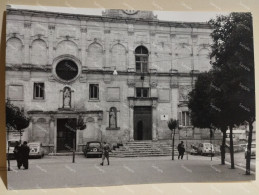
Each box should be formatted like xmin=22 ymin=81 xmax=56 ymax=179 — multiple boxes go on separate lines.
xmin=167 ymin=119 xmax=178 ymax=160
xmin=188 ymin=72 xmax=216 ymax=160
xmin=188 ymin=72 xmax=228 ymax=162
xmin=6 ymin=99 xmax=30 ymax=171
xmin=209 ymin=13 xmax=255 ymax=172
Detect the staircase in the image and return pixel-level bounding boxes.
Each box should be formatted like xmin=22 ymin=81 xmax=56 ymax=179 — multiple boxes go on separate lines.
xmin=110 ymin=140 xmax=179 ymax=157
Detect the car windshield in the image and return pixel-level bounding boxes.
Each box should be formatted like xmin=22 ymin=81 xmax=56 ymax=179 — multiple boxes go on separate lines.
xmin=204 ymin=143 xmax=212 ymax=147
xmin=28 ymin=144 xmax=39 ymax=148
xmin=89 ymin=143 xmax=100 ymax=147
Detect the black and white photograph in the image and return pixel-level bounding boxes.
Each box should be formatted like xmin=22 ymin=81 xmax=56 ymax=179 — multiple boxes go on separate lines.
xmin=5 ymin=4 xmax=255 ymax=190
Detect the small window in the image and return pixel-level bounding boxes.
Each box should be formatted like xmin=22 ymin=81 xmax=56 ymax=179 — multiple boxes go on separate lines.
xmin=179 ymin=111 xmax=191 ymax=127
xmin=33 ymin=83 xmax=44 ymax=100
xmin=136 ymin=88 xmax=149 ymax=98
xmin=89 ymin=84 xmax=99 ymax=100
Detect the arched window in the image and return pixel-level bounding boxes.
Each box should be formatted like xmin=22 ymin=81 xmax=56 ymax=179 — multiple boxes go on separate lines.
xmin=31 ymin=39 xmax=48 ymax=65
xmin=109 ymin=107 xmax=117 ymax=128
xmin=135 ymin=46 xmax=148 ymax=73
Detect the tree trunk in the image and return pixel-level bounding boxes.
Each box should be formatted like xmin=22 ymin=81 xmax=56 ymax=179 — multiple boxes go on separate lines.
xmin=172 ymin=129 xmax=175 ymax=160
xmin=72 ymin=137 xmax=75 ymax=163
xmin=246 ymin=120 xmax=254 ymax=175
xmin=229 ymin=125 xmax=235 ymax=169
xmin=221 ymin=129 xmax=226 ymax=165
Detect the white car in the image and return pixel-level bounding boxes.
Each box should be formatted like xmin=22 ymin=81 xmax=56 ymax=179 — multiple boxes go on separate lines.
xmin=28 ymin=142 xmax=45 ymax=158
xmin=197 ymin=143 xmax=215 ymax=156
xmin=245 ymin=142 xmax=256 ymax=159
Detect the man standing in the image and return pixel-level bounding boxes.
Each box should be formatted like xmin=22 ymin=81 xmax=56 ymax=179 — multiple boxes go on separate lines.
xmin=100 ymin=142 xmax=110 ymax=166
xmin=20 ymin=141 xmax=30 ymax=169
xmin=178 ymin=141 xmax=185 ymax=160
xmin=13 ymin=141 xmax=22 ymax=169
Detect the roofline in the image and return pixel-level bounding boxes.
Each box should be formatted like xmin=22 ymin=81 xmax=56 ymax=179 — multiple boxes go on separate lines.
xmin=6 ymin=8 xmax=213 ymax=29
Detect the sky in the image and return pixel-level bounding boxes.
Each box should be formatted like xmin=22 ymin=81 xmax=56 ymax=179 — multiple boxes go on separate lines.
xmin=9 ymin=4 xmax=229 ymax=22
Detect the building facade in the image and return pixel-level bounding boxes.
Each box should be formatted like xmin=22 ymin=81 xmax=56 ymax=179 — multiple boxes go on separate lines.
xmin=6 ymin=8 xmax=222 ymax=153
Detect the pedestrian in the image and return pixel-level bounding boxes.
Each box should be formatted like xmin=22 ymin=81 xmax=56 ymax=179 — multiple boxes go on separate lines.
xmin=178 ymin=141 xmax=185 ymax=160
xmin=181 ymin=144 xmax=185 ymax=159
xmin=20 ymin=141 xmax=30 ymax=169
xmin=13 ymin=141 xmax=22 ymax=169
xmin=100 ymin=142 xmax=111 ymax=166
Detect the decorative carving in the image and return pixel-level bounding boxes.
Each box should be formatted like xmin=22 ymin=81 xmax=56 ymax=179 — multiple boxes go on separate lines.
xmin=127 ymin=80 xmax=135 ymax=87
xmin=50 ymin=114 xmax=55 ymax=122
xmin=150 ymin=81 xmax=158 ymax=88
xmin=80 ymin=27 xmax=87 ymax=33
xmin=48 ymin=24 xmax=55 ymax=30
xmin=179 ymin=85 xmax=192 ymax=101
xmin=129 ymin=101 xmax=134 ymax=109
xmin=24 ymin=22 xmax=31 ymax=28
xmin=170 ymin=34 xmax=176 ymax=39
xmin=152 ymin=100 xmax=158 ymax=108
xmin=104 ymin=29 xmax=110 ymax=34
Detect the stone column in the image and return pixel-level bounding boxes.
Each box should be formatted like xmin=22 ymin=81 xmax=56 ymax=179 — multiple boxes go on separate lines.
xmin=80 ymin=27 xmax=87 ymax=66
xmin=23 ymin=21 xmax=31 ymax=64
xmin=127 ymin=23 xmax=135 ymax=71
xmin=49 ymin=115 xmax=55 ymax=153
xmin=129 ymin=100 xmax=134 ymax=141
xmin=31 ymin=118 xmax=37 ymax=142
xmin=152 ymin=99 xmax=158 ymax=141
xmin=59 ymin=89 xmax=63 ymax=108
xmin=48 ymin=24 xmax=55 ymax=64
xmin=27 ymin=119 xmax=33 ymax=142
xmin=71 ymin=90 xmax=74 ymax=109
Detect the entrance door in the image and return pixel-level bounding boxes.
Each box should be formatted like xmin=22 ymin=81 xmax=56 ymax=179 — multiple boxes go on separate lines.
xmin=57 ymin=118 xmax=77 ymax=152
xmin=134 ymin=107 xmax=152 ymax=140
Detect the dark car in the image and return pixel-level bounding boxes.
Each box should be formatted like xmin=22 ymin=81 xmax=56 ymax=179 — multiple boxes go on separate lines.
xmin=83 ymin=141 xmax=103 ymax=158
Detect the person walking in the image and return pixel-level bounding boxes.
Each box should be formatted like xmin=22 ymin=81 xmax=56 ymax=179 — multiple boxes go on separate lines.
xmin=100 ymin=142 xmax=111 ymax=166
xmin=178 ymin=141 xmax=185 ymax=160
xmin=13 ymin=141 xmax=22 ymax=169
xmin=20 ymin=141 xmax=30 ymax=169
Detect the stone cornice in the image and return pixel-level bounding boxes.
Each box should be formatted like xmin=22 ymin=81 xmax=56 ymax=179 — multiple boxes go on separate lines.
xmin=27 ymin=110 xmax=103 ymax=115
xmin=6 ymin=65 xmax=200 ymax=77
xmin=7 ymin=8 xmax=213 ymax=29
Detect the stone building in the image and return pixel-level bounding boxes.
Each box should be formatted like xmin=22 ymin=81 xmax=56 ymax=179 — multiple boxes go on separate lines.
xmin=6 ymin=8 xmax=222 ymax=153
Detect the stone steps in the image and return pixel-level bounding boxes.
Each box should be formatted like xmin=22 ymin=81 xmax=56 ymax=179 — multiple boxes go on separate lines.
xmin=110 ymin=140 xmax=179 ymax=157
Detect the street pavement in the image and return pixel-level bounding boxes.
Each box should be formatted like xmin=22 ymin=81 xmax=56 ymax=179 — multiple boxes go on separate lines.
xmin=223 ymin=152 xmax=256 ymax=172
xmin=6 ymin=154 xmax=255 ymax=190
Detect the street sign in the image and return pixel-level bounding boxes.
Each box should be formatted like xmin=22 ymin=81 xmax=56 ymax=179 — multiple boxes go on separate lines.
xmin=161 ymin=115 xmax=168 ymax=121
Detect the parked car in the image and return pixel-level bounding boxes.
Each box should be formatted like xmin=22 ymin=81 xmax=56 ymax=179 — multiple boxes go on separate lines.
xmin=197 ymin=143 xmax=215 ymax=156
xmin=83 ymin=141 xmax=103 ymax=158
xmin=6 ymin=139 xmax=19 ymax=159
xmin=245 ymin=142 xmax=256 ymax=159
xmin=28 ymin=142 xmax=45 ymax=158
xmin=190 ymin=145 xmax=198 ymax=155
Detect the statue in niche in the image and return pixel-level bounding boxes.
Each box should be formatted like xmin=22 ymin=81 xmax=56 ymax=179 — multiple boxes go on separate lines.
xmin=63 ymin=87 xmax=71 ymax=108
xmin=109 ymin=107 xmax=117 ymax=128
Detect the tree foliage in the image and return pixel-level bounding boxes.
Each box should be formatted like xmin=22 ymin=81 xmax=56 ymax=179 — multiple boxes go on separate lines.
xmin=6 ymin=100 xmax=30 ymax=131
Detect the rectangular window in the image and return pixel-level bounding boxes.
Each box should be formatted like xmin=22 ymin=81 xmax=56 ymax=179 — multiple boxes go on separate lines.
xmin=135 ymin=56 xmax=148 ymax=73
xmin=33 ymin=83 xmax=44 ymax=100
xmin=89 ymin=84 xmax=99 ymax=100
xmin=179 ymin=111 xmax=191 ymax=127
xmin=136 ymin=88 xmax=149 ymax=98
